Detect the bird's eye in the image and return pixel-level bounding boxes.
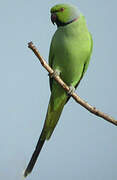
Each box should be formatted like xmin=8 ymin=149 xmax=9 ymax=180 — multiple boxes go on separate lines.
xmin=60 ymin=8 xmax=64 ymax=12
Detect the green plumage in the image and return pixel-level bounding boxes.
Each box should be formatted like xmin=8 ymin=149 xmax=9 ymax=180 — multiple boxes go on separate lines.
xmin=44 ymin=11 xmax=93 ymax=140
xmin=24 ymin=3 xmax=93 ymax=177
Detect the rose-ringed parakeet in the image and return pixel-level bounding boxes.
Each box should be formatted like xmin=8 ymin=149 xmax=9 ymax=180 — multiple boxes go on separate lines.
xmin=24 ymin=3 xmax=93 ymax=177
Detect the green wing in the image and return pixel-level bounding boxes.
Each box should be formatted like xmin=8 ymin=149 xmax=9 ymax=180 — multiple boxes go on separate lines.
xmin=75 ymin=32 xmax=93 ymax=88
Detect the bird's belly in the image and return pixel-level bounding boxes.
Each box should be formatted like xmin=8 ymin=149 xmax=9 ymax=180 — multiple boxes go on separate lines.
xmin=53 ymin=46 xmax=88 ymax=86
xmin=52 ymin=29 xmax=91 ymax=87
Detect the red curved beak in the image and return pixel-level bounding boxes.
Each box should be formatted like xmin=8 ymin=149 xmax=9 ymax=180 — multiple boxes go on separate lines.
xmin=51 ymin=13 xmax=57 ymax=25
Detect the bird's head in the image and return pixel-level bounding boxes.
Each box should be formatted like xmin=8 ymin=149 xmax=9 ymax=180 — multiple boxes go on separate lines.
xmin=50 ymin=4 xmax=80 ymax=27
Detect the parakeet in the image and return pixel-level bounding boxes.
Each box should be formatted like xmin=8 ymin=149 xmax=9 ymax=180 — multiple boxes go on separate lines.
xmin=24 ymin=3 xmax=93 ymax=177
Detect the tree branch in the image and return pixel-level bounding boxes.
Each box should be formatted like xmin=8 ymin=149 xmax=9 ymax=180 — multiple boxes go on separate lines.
xmin=28 ymin=41 xmax=117 ymax=126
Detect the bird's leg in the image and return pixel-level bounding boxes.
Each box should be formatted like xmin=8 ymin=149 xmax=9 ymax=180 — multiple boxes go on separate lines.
xmin=68 ymin=85 xmax=75 ymax=95
xmin=50 ymin=69 xmax=61 ymax=78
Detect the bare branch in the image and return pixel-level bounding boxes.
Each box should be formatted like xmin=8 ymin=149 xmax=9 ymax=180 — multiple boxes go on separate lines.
xmin=28 ymin=41 xmax=117 ymax=126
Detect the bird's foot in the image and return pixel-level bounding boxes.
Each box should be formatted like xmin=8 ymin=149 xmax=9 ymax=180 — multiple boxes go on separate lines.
xmin=50 ymin=69 xmax=61 ymax=78
xmin=68 ymin=85 xmax=75 ymax=95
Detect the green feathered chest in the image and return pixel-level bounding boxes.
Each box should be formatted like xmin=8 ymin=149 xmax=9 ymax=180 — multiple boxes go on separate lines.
xmin=50 ymin=17 xmax=92 ymax=86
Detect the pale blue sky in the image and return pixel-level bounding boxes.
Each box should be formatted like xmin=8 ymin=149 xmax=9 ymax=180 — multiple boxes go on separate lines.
xmin=0 ymin=0 xmax=117 ymax=180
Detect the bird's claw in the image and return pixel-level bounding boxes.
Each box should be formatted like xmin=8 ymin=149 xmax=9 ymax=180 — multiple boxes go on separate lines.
xmin=50 ymin=69 xmax=61 ymax=78
xmin=68 ymin=85 xmax=75 ymax=95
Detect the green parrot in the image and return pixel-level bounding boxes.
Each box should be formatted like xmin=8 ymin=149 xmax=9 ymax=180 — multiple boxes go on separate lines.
xmin=24 ymin=3 xmax=93 ymax=177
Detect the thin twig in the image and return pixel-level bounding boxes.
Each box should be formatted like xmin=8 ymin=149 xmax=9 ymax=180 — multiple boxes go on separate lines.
xmin=28 ymin=41 xmax=117 ymax=126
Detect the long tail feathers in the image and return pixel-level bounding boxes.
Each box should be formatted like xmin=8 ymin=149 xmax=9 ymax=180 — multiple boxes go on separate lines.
xmin=45 ymin=92 xmax=67 ymax=140
xmin=23 ymin=130 xmax=45 ymax=178
xmin=23 ymin=92 xmax=67 ymax=177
